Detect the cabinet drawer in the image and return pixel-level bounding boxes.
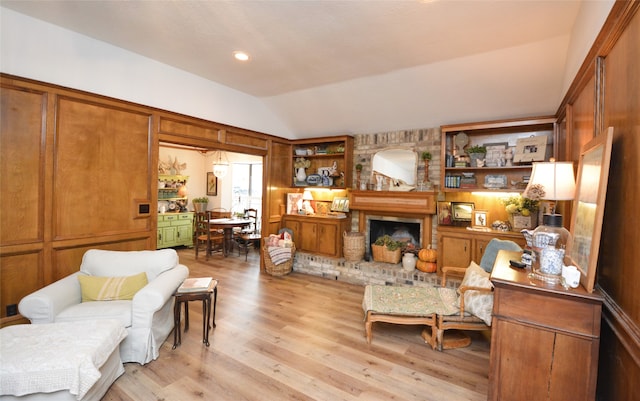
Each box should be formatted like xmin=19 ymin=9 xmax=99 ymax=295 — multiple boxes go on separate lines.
xmin=494 ymin=287 xmax=601 ymax=337
xmin=178 ymin=213 xmax=193 ymax=221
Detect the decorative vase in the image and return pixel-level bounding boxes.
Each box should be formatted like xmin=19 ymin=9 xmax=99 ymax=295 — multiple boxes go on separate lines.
xmin=402 ymin=253 xmax=417 ymax=271
xmin=423 ymin=160 xmax=430 ymax=182
xmin=509 ymin=212 xmax=534 ymax=230
xmin=468 ymin=153 xmax=486 ymax=167
xmin=296 ymin=167 xmax=307 ymax=182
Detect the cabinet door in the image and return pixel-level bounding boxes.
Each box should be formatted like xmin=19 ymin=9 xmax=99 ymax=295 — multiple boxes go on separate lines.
xmin=161 ymin=226 xmax=177 ymax=247
xmin=440 ymin=235 xmax=471 ymax=270
xmin=283 ymin=219 xmax=301 ymax=244
xmin=490 ymin=319 xmax=556 ymax=400
xmin=317 ymin=222 xmax=338 ymax=256
xmin=176 ymin=224 xmax=192 ymax=246
xmin=299 ymin=221 xmax=317 ymax=252
xmin=475 ymin=238 xmax=491 ymax=262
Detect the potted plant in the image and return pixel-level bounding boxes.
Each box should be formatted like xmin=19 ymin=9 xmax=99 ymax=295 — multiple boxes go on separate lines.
xmin=192 ymin=197 xmax=208 ymax=212
xmin=466 ymin=145 xmax=487 ymax=167
xmin=421 ymin=152 xmax=432 ymax=182
xmin=502 ymin=184 xmax=544 ymax=229
xmin=355 ymin=163 xmax=363 ymax=189
xmin=371 ymin=235 xmax=403 ymax=264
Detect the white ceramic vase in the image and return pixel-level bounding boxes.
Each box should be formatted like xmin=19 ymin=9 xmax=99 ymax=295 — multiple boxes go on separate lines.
xmin=296 ymin=167 xmax=307 ymax=182
xmin=402 ymin=253 xmax=417 ymax=271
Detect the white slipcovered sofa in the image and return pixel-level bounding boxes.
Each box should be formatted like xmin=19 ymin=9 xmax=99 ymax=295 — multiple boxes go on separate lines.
xmin=18 ymin=249 xmax=189 ymax=365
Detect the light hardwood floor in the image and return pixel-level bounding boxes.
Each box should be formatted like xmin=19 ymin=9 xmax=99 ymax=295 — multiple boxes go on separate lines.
xmin=104 ymin=247 xmax=490 ymax=401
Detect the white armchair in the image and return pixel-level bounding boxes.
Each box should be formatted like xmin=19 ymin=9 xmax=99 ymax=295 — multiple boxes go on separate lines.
xmin=18 ymin=249 xmax=189 ymax=365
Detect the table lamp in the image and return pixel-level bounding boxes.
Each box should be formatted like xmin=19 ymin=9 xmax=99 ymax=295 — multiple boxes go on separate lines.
xmin=302 ymin=190 xmax=315 ymax=215
xmin=524 ymin=159 xmax=576 ymax=284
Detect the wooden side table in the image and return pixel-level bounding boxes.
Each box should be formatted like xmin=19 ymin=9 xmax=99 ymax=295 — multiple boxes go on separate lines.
xmin=173 ymin=279 xmax=218 ymax=349
xmin=488 ymin=250 xmax=602 ymax=400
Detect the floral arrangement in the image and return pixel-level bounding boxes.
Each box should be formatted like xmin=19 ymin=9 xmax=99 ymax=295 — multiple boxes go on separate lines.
xmin=502 ymin=184 xmax=545 ymax=216
xmin=294 ymin=157 xmax=311 ymax=169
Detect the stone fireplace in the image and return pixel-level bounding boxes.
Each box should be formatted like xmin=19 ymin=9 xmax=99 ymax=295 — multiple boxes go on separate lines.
xmin=291 ymin=126 xmax=446 ymax=287
xmin=367 ymin=215 xmax=422 ymax=259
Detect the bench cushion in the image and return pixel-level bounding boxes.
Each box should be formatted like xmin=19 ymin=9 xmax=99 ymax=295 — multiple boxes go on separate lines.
xmin=362 ymin=285 xmax=460 ymax=317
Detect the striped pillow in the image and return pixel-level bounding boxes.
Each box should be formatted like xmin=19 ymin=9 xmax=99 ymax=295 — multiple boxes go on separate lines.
xmin=78 ymin=272 xmax=148 ymax=302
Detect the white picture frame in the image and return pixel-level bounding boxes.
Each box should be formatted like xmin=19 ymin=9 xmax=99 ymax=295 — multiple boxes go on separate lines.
xmin=513 ymin=135 xmax=548 ymax=163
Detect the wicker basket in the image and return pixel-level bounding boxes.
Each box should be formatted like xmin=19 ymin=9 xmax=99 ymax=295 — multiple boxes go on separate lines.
xmin=264 ymin=244 xmax=296 ymax=276
xmin=371 ymin=244 xmax=401 ymax=264
xmin=343 ymin=231 xmax=365 ymax=262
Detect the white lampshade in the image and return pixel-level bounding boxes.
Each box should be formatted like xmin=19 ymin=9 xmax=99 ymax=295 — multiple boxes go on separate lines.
xmin=212 ymin=150 xmax=229 ymax=178
xmin=525 ymin=160 xmax=576 ymax=201
xmin=302 ymin=190 xmax=314 ymax=201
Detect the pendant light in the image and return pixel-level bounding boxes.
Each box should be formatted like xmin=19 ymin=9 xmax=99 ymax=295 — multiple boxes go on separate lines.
xmin=212 ymin=150 xmax=229 ymax=178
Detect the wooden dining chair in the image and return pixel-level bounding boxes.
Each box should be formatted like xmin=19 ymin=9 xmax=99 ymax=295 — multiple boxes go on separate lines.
xmin=234 ymin=208 xmax=261 ymax=260
xmin=194 ymin=211 xmax=224 ymax=260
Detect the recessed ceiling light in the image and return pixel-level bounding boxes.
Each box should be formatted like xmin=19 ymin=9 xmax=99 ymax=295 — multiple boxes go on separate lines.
xmin=233 ymin=51 xmax=250 ymax=61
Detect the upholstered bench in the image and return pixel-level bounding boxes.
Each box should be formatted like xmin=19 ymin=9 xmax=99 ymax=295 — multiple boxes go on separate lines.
xmin=362 ymin=285 xmax=459 ymax=349
xmin=0 ymin=320 xmax=127 ymax=401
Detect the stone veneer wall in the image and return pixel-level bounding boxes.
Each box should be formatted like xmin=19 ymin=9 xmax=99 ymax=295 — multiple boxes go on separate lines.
xmin=292 ymin=250 xmax=461 ymax=288
xmin=351 ymin=127 xmax=442 ymax=248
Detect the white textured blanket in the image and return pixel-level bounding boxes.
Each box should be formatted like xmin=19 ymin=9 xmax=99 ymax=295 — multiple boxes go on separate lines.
xmin=268 ymin=246 xmax=292 ymax=265
xmin=0 ymin=320 xmax=127 ymax=399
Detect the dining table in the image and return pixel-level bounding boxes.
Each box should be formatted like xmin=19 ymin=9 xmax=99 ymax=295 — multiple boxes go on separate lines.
xmin=208 ymin=218 xmax=252 ymax=257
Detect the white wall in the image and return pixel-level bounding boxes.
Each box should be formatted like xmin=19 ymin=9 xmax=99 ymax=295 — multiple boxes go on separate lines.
xmin=561 ymin=0 xmax=616 ymax=95
xmin=0 ymin=7 xmax=293 ymax=139
xmin=158 ymin=146 xmax=261 ymax=212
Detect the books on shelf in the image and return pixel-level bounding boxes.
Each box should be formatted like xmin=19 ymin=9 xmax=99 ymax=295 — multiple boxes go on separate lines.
xmin=177 ymin=277 xmax=213 ymax=293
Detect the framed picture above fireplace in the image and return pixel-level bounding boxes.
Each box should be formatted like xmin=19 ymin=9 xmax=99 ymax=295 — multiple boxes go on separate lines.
xmin=451 ymin=202 xmax=474 ymax=223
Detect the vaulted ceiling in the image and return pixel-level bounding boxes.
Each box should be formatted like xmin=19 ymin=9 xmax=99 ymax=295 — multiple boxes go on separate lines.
xmin=1 ymin=1 xmax=584 ymax=138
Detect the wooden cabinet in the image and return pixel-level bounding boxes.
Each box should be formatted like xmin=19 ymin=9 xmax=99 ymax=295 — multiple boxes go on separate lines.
xmin=436 ymin=226 xmax=526 ymax=274
xmin=282 ymin=215 xmax=350 ymax=258
xmin=489 ymin=250 xmax=602 ymax=401
xmin=291 ymin=136 xmax=353 ymax=188
xmin=157 ymin=212 xmax=194 ymax=249
xmin=440 ymin=117 xmax=556 ymax=193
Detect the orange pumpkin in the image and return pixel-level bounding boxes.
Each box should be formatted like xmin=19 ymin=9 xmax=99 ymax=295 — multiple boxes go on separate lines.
xmin=417 ymin=260 xmax=437 ymax=273
xmin=418 ymin=245 xmax=437 ymax=262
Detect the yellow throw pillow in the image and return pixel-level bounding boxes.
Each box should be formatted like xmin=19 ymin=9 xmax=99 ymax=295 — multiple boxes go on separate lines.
xmin=78 ymin=272 xmax=148 ymax=302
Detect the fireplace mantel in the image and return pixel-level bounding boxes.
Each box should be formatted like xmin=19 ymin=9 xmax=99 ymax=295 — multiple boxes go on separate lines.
xmin=349 ymin=190 xmax=436 ymax=215
xmin=349 ymin=190 xmax=437 ymax=248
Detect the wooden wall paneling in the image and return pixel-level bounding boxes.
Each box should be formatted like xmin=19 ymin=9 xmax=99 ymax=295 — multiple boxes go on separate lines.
xmin=52 ymin=237 xmax=151 ymax=281
xmin=0 ymin=250 xmax=42 ymax=318
xmin=53 ymin=96 xmax=153 ymax=240
xmin=224 ymin=128 xmax=268 ymax=150
xmin=553 ymin=3 xmax=640 ymax=400
xmin=0 ymin=84 xmax=46 ymax=245
xmin=596 ymin=10 xmax=640 ymax=401
xmin=265 ymin=140 xmax=292 ymax=236
xmin=158 ymin=116 xmax=222 ymax=144
xmin=570 ymin=77 xmax=597 ymax=159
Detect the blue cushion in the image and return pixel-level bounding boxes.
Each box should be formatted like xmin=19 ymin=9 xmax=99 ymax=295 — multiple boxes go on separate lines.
xmin=479 ymin=238 xmax=522 ymax=272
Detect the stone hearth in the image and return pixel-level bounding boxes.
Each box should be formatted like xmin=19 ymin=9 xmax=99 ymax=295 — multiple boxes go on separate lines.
xmin=292 ymin=251 xmax=460 ymax=289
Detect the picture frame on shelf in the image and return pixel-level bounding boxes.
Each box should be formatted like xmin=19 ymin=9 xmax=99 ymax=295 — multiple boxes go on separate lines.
xmin=286 ymin=193 xmax=304 ymax=215
xmin=451 ymin=202 xmax=474 ymax=223
xmin=206 ymin=172 xmax=218 ymax=196
xmin=330 ymin=197 xmax=350 ymax=212
xmin=472 ymin=210 xmax=489 ymax=229
xmin=513 ymin=135 xmax=548 ymax=163
xmin=437 ymin=201 xmax=453 ymax=225
xmin=483 ymin=142 xmax=508 ymax=167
